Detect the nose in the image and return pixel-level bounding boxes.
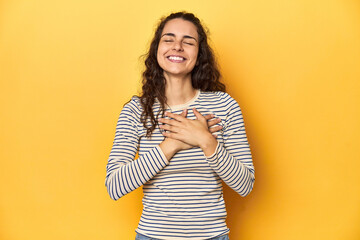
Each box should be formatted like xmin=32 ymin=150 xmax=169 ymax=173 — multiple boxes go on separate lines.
xmin=172 ymin=40 xmax=184 ymax=51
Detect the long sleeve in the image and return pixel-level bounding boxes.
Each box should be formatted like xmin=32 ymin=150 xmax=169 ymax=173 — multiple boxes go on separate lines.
xmin=105 ymin=100 xmax=169 ymax=200
xmin=205 ymin=94 xmax=255 ymax=196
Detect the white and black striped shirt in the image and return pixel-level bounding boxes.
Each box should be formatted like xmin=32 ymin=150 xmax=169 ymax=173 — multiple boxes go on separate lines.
xmin=105 ymin=90 xmax=255 ymax=240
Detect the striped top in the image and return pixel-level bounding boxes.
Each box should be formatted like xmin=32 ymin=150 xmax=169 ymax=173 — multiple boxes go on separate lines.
xmin=105 ymin=90 xmax=255 ymax=240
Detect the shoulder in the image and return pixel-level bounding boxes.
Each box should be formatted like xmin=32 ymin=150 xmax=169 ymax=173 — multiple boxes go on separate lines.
xmin=120 ymin=95 xmax=143 ymax=120
xmin=200 ymin=91 xmax=240 ymax=108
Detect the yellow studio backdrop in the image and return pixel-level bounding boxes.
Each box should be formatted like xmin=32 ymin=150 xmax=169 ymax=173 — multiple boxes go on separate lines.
xmin=1 ymin=0 xmax=359 ymax=239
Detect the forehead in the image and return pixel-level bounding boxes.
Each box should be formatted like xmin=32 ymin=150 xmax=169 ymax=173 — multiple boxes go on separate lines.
xmin=162 ymin=18 xmax=198 ymax=40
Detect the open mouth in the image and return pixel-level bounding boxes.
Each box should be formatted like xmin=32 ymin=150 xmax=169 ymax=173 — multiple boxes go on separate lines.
xmin=167 ymin=55 xmax=186 ymax=62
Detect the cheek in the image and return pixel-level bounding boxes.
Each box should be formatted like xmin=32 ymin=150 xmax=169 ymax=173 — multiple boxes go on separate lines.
xmin=191 ymin=49 xmax=199 ymax=64
xmin=191 ymin=47 xmax=199 ymax=59
xmin=156 ymin=47 xmax=163 ymax=65
xmin=157 ymin=43 xmax=167 ymax=55
xmin=157 ymin=45 xmax=166 ymax=61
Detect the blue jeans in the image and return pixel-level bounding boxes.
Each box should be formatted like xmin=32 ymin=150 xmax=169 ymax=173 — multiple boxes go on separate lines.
xmin=135 ymin=233 xmax=229 ymax=240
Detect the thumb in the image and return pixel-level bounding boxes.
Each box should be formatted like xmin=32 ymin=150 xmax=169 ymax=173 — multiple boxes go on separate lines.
xmin=180 ymin=109 xmax=188 ymax=118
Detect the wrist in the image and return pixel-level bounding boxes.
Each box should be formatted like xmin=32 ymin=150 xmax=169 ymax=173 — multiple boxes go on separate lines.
xmin=159 ymin=138 xmax=179 ymax=160
xmin=199 ymin=133 xmax=218 ymax=157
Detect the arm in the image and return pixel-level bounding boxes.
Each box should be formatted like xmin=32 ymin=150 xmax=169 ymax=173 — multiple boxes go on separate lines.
xmin=105 ymin=103 xmax=223 ymax=200
xmin=158 ymin=100 xmax=254 ymax=196
xmin=204 ymin=95 xmax=255 ymax=197
xmin=105 ymin=100 xmax=169 ymax=200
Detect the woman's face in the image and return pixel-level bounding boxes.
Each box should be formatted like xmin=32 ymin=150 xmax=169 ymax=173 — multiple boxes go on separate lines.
xmin=157 ymin=18 xmax=199 ymax=79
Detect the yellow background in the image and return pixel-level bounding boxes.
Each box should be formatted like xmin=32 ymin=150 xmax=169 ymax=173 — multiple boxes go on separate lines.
xmin=1 ymin=0 xmax=359 ymax=239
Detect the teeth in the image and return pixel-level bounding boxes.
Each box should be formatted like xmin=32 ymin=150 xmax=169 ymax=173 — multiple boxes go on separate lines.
xmin=168 ymin=56 xmax=184 ymax=61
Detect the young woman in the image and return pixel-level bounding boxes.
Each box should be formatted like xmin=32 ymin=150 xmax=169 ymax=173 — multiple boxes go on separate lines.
xmin=105 ymin=11 xmax=255 ymax=240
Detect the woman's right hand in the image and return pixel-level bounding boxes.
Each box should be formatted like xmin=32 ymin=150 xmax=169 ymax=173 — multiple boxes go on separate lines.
xmin=159 ymin=109 xmax=222 ymax=160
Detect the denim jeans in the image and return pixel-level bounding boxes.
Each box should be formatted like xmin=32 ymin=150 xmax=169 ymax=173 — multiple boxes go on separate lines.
xmin=135 ymin=233 xmax=229 ymax=240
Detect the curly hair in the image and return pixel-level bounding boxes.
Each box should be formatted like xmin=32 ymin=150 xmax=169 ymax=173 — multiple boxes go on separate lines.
xmin=140 ymin=11 xmax=226 ymax=137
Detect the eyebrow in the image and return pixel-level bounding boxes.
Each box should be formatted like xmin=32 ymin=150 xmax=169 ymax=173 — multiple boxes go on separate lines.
xmin=161 ymin=33 xmax=197 ymax=42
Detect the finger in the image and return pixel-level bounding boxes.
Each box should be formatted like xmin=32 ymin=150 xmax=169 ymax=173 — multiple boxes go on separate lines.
xmin=165 ymin=111 xmax=186 ymax=122
xmin=193 ymin=108 xmax=206 ymax=121
xmin=158 ymin=118 xmax=182 ymax=127
xmin=180 ymin=109 xmax=188 ymax=118
xmin=209 ymin=125 xmax=223 ymax=133
xmin=207 ymin=118 xmax=221 ymax=127
xmin=204 ymin=114 xmax=215 ymax=121
xmin=162 ymin=131 xmax=195 ymax=147
xmin=159 ymin=124 xmax=180 ymax=133
xmin=162 ymin=131 xmax=181 ymax=141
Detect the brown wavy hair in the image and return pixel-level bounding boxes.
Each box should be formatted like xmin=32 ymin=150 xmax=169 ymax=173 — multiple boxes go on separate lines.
xmin=140 ymin=11 xmax=226 ymax=137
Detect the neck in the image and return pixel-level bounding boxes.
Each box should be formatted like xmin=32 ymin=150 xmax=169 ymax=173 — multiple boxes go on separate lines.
xmin=164 ymin=73 xmax=196 ymax=107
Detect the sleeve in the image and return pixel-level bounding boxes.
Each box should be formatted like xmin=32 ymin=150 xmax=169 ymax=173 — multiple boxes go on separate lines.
xmin=105 ymin=100 xmax=169 ymax=200
xmin=205 ymin=94 xmax=255 ymax=197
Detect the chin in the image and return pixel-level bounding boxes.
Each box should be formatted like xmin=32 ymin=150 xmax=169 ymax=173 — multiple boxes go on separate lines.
xmin=164 ymin=70 xmax=192 ymax=77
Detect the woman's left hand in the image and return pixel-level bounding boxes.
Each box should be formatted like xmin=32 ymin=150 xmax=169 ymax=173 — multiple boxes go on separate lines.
xmin=158 ymin=108 xmax=219 ymax=152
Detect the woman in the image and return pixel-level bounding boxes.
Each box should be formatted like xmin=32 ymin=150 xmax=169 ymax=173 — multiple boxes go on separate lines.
xmin=105 ymin=11 xmax=255 ymax=240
